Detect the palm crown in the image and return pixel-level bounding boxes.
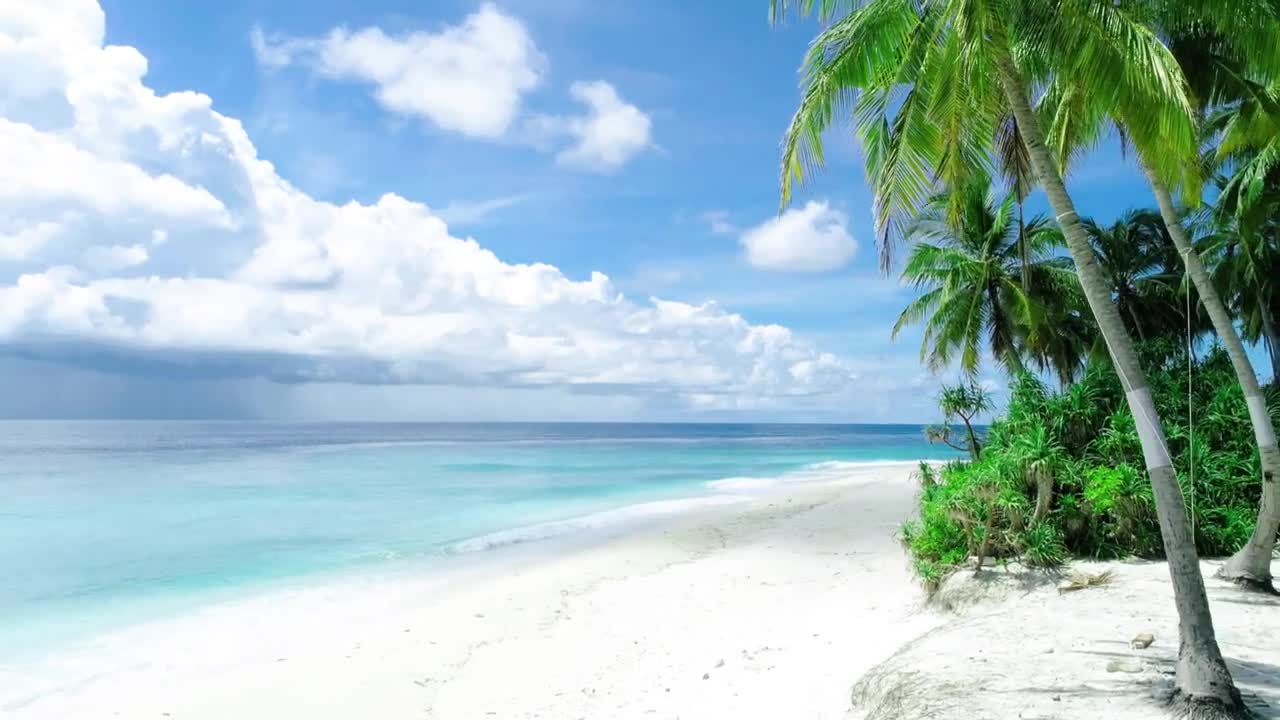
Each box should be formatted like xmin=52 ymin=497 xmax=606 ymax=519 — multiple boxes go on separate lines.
xmin=893 ymin=177 xmax=1078 ymax=378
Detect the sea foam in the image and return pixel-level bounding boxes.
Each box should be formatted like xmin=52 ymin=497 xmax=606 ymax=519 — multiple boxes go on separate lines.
xmin=449 ymin=496 xmax=748 ymax=553
xmin=704 ymin=459 xmax=931 ymax=492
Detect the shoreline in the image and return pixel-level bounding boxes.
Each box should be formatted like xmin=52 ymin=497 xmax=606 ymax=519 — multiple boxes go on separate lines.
xmin=3 ymin=463 xmax=937 ymax=719
xmin=0 ymin=459 xmax=939 ymax=663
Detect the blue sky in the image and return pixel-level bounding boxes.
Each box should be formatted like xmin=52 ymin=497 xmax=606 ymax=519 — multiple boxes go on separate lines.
xmin=0 ymin=1 xmax=1178 ymax=421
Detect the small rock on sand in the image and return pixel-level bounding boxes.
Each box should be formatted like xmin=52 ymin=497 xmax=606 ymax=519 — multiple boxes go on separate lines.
xmin=1130 ymin=633 xmax=1155 ymax=649
xmin=1106 ymin=659 xmax=1144 ymax=673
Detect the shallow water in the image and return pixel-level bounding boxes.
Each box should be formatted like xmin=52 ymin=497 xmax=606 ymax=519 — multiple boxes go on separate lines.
xmin=0 ymin=421 xmax=955 ymax=658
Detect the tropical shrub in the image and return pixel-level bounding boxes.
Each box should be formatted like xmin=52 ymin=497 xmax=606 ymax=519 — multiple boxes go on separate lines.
xmin=904 ymin=342 xmax=1274 ymax=588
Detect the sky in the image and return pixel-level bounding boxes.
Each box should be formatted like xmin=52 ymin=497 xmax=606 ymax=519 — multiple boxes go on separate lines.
xmin=0 ymin=0 xmax=1171 ymax=422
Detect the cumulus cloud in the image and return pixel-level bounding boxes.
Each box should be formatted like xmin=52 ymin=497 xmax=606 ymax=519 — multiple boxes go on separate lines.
xmin=0 ymin=1 xmax=851 ymax=409
xmin=0 ymin=220 xmax=64 ymax=261
xmin=250 ymin=3 xmax=544 ymax=138
xmin=553 ymin=81 xmax=653 ymax=172
xmin=0 ymin=120 xmax=228 ymax=221
xmin=251 ymin=9 xmax=653 ymax=172
xmin=739 ymin=202 xmax=857 ymax=273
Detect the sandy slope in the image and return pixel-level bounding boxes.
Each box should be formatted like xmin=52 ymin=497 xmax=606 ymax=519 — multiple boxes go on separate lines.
xmin=4 ymin=464 xmax=938 ymax=720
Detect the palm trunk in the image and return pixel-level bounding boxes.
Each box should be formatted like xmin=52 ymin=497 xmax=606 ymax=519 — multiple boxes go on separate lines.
xmin=994 ymin=52 xmax=1245 ymax=716
xmin=1263 ymin=304 xmax=1280 ymax=384
xmin=1126 ymin=302 xmax=1147 ymax=342
xmin=1142 ymin=160 xmax=1280 ymax=592
xmin=1018 ymin=202 xmax=1030 ymax=290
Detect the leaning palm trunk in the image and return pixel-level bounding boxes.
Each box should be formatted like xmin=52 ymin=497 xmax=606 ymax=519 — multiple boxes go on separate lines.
xmin=994 ymin=53 xmax=1245 ymax=716
xmin=1142 ymin=160 xmax=1280 ymax=593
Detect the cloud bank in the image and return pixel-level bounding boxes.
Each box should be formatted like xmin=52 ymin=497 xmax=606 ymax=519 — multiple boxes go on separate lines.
xmin=0 ymin=0 xmax=850 ymax=411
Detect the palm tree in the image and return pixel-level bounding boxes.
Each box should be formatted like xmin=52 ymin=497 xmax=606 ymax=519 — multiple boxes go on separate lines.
xmin=1211 ymin=86 xmax=1280 ymax=382
xmin=995 ymin=113 xmax=1037 ymax=289
xmin=770 ymin=0 xmax=1245 ymax=713
xmin=1038 ymin=5 xmax=1280 ymax=591
xmin=1082 ymin=210 xmax=1187 ymax=342
xmin=1205 ymin=216 xmax=1280 ymax=382
xmin=893 ymin=177 xmax=1083 ymax=381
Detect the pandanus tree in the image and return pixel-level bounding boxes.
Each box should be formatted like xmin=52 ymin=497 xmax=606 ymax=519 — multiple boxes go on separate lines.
xmin=1037 ymin=2 xmax=1280 ymax=591
xmin=893 ymin=177 xmax=1084 ymax=381
xmin=925 ymin=381 xmax=992 ymax=460
xmin=771 ymin=0 xmax=1246 ymax=713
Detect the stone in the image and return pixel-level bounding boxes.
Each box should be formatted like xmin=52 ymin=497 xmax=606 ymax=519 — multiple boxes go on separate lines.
xmin=1130 ymin=633 xmax=1155 ymax=650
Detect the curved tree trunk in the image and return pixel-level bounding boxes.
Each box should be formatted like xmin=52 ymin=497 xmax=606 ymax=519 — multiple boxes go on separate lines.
xmin=994 ymin=53 xmax=1245 ymax=717
xmin=961 ymin=417 xmax=981 ymax=461
xmin=1142 ymin=161 xmax=1280 ymax=593
xmin=1032 ymin=467 xmax=1054 ymax=523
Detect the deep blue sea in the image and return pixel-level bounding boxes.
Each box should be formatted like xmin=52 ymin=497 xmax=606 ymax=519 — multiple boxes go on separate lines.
xmin=0 ymin=421 xmax=954 ymax=659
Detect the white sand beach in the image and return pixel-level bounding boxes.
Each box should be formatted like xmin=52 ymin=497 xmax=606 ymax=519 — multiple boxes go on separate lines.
xmin=7 ymin=463 xmax=1280 ymax=720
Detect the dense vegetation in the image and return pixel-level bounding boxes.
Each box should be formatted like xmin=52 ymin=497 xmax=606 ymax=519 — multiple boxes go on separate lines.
xmin=772 ymin=0 xmax=1280 ymax=711
xmin=905 ymin=345 xmax=1280 ymax=589
xmin=894 ymin=181 xmax=1280 ymax=586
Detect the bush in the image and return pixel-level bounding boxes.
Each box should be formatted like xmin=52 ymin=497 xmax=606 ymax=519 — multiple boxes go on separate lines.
xmin=905 ymin=343 xmax=1269 ymax=584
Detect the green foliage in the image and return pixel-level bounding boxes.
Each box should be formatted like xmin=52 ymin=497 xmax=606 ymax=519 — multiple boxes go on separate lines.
xmin=895 ymin=177 xmax=1091 ymax=380
xmin=1017 ymin=523 xmax=1069 ymax=568
xmin=925 ymin=381 xmax=993 ymax=459
xmin=1083 ymin=464 xmax=1161 ymax=556
xmin=905 ymin=344 xmax=1269 ymax=583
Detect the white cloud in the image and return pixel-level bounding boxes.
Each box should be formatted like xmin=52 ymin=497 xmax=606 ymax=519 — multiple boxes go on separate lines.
xmin=248 ymin=26 xmax=293 ymax=69
xmin=251 ymin=4 xmax=544 ymax=138
xmin=81 ymin=243 xmax=147 ymax=272
xmin=702 ymin=210 xmax=737 ymax=236
xmin=0 ymin=1 xmax=851 ymax=409
xmin=251 ymin=10 xmax=653 ymax=172
xmin=739 ymin=201 xmax=857 ymax=273
xmin=554 ymin=81 xmax=652 ymax=172
xmin=0 ymin=120 xmax=228 ymax=222
xmin=0 ymin=220 xmax=64 ymax=261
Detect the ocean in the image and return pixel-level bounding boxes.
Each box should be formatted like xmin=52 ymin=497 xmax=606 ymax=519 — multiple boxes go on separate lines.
xmin=0 ymin=421 xmax=954 ymax=661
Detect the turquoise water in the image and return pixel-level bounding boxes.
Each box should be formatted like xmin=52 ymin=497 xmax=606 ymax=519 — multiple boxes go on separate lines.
xmin=0 ymin=421 xmax=955 ymax=658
